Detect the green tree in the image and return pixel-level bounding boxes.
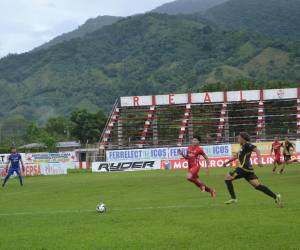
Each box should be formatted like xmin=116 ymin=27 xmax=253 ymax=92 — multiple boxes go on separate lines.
xmin=25 ymin=123 xmax=58 ymax=152
xmin=70 ymin=109 xmax=107 ymax=144
xmin=46 ymin=117 xmax=72 ymax=139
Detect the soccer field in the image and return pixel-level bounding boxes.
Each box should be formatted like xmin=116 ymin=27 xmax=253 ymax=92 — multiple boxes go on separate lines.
xmin=0 ymin=165 xmax=299 ymax=250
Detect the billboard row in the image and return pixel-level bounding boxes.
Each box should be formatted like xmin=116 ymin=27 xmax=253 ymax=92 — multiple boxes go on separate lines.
xmin=97 ymin=142 xmax=300 ymax=173
xmin=106 ymin=144 xmax=232 ymax=162
xmin=0 ymin=163 xmax=68 ymax=178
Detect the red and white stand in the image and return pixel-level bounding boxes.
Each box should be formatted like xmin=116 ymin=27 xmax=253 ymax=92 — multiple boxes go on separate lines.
xmin=138 ymin=106 xmax=156 ymax=148
xmin=178 ymin=104 xmax=192 ymax=146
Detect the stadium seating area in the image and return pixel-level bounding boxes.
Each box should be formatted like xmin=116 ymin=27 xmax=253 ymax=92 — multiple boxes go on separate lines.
xmin=100 ymin=89 xmax=300 ymax=151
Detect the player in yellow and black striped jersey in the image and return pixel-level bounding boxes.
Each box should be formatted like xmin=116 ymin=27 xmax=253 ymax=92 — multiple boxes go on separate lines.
xmin=279 ymin=137 xmax=300 ymax=174
xmin=223 ymin=132 xmax=282 ymax=207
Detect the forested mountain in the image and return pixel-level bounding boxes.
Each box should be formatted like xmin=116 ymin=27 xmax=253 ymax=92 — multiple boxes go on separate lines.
xmin=35 ymin=0 xmax=229 ymax=51
xmin=35 ymin=16 xmax=122 ymax=51
xmin=204 ymin=0 xmax=300 ymax=40
xmin=0 ymin=13 xmax=299 ymax=131
xmin=152 ymin=0 xmax=228 ymax=14
xmin=33 ymin=0 xmax=300 ymax=52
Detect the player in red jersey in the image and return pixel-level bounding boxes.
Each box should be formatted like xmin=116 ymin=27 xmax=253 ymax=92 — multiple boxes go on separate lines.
xmin=178 ymin=136 xmax=216 ymax=198
xmin=270 ymin=137 xmax=283 ymax=174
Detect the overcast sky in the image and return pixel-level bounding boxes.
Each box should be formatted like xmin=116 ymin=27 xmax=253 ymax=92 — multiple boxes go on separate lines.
xmin=0 ymin=0 xmax=172 ymax=58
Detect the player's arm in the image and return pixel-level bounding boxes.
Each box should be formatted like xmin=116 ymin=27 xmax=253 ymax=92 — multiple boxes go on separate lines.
xmin=20 ymin=159 xmax=25 ymax=172
xmin=178 ymin=149 xmax=188 ymax=159
xmin=202 ymin=153 xmax=210 ymax=168
xmin=253 ymin=147 xmax=263 ymax=167
xmin=291 ymin=143 xmax=296 ymax=152
xmin=5 ymin=160 xmax=11 ymax=172
xmin=201 ymin=152 xmax=210 ymax=175
xmin=223 ymin=154 xmax=238 ymax=167
xmin=270 ymin=145 xmax=274 ymax=156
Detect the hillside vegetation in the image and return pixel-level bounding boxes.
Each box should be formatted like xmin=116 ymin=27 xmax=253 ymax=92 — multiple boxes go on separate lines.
xmin=35 ymin=16 xmax=122 ymax=51
xmin=0 ymin=14 xmax=299 ymax=127
xmin=204 ymin=0 xmax=300 ymax=40
xmin=152 ymin=0 xmax=228 ymax=14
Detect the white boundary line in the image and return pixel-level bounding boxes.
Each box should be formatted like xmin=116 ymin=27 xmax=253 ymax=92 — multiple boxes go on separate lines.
xmin=0 ymin=204 xmax=223 ymax=217
xmin=0 ymin=201 xmax=289 ymax=217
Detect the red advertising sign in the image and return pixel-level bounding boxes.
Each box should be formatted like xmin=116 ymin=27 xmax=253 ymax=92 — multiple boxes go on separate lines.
xmin=0 ymin=164 xmax=41 ymax=177
xmin=161 ymin=157 xmax=231 ymax=170
xmin=161 ymin=154 xmax=300 ymax=170
xmin=23 ymin=164 xmax=41 ymax=176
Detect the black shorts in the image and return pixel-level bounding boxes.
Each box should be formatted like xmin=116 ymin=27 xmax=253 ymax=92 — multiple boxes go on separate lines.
xmin=284 ymin=155 xmax=291 ymax=162
xmin=230 ymin=167 xmax=258 ymax=181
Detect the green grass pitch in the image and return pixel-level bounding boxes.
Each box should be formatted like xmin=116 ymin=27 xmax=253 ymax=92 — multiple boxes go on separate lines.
xmin=0 ymin=165 xmax=299 ymax=250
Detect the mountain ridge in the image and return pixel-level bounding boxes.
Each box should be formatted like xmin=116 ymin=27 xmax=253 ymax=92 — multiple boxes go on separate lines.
xmin=34 ymin=15 xmax=122 ymax=51
xmin=0 ymin=13 xmax=299 ymax=127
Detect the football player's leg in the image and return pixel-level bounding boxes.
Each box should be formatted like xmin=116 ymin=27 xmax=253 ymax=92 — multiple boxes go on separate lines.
xmin=280 ymin=164 xmax=286 ymax=174
xmin=224 ymin=170 xmax=240 ymax=201
xmin=187 ymin=168 xmax=205 ymax=191
xmin=248 ymin=177 xmax=276 ymax=200
xmin=272 ymin=161 xmax=277 ymax=174
xmin=196 ymin=178 xmax=214 ymax=193
xmin=187 ymin=169 xmax=202 ymax=189
xmin=15 ymin=169 xmax=23 ymax=186
xmin=187 ymin=167 xmax=215 ymax=196
xmin=2 ymin=168 xmax=13 ymax=187
xmin=280 ymin=158 xmax=289 ymax=173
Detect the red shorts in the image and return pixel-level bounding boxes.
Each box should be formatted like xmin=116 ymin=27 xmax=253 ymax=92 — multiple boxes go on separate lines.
xmin=189 ymin=165 xmax=200 ymax=178
xmin=274 ymin=155 xmax=281 ymax=163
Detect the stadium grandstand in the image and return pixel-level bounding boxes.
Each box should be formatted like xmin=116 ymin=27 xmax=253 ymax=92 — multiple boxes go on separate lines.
xmin=99 ymin=88 xmax=300 ymax=153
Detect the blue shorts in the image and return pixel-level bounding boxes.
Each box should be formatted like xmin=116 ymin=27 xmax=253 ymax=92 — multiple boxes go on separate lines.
xmin=7 ymin=168 xmax=21 ymax=177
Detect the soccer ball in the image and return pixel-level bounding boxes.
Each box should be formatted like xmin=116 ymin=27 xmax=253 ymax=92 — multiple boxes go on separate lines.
xmin=96 ymin=203 xmax=106 ymax=213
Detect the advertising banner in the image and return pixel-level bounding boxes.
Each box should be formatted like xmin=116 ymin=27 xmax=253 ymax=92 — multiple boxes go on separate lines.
xmin=0 ymin=164 xmax=42 ymax=178
xmin=0 ymin=154 xmax=8 ymax=179
xmin=168 ymin=145 xmax=231 ymax=159
xmin=161 ymin=157 xmax=231 ymax=170
xmin=25 ymin=152 xmax=76 ymax=164
xmin=23 ymin=164 xmax=42 ymax=176
xmin=40 ymin=163 xmax=68 ymax=175
xmin=106 ymin=145 xmax=232 ymax=162
xmin=296 ymin=141 xmax=300 ymax=153
xmin=232 ymin=142 xmax=273 ymax=155
xmin=0 ymin=166 xmax=5 ymax=179
xmin=161 ymin=153 xmax=300 ymax=171
xmin=92 ymin=160 xmax=160 ymax=172
xmin=0 ymin=154 xmax=9 ymax=164
xmin=232 ymin=141 xmax=297 ymax=155
xmin=120 ymin=88 xmax=297 ymax=107
xmin=106 ymin=148 xmax=168 ymax=162
xmin=1 ymin=163 xmax=70 ymax=177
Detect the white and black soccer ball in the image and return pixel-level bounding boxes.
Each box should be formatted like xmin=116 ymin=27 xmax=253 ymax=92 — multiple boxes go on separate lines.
xmin=96 ymin=203 xmax=106 ymax=213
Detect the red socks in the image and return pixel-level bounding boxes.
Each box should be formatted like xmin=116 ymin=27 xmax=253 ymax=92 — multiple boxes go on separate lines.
xmin=188 ymin=178 xmax=212 ymax=193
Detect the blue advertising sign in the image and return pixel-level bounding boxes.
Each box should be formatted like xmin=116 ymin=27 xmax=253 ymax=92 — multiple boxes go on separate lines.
xmin=106 ymin=145 xmax=231 ymax=162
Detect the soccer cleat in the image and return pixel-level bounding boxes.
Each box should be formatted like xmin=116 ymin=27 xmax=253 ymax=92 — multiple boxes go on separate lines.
xmin=224 ymin=199 xmax=238 ymax=205
xmin=275 ymin=194 xmax=283 ymax=208
xmin=210 ymin=190 xmax=216 ymax=198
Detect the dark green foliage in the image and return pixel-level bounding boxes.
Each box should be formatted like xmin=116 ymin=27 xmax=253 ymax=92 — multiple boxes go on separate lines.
xmin=45 ymin=117 xmax=72 ymax=137
xmin=0 ymin=13 xmax=299 ymax=131
xmin=152 ymin=0 xmax=228 ymax=14
xmin=70 ymin=109 xmax=106 ymax=144
xmin=35 ymin=16 xmax=122 ymax=51
xmin=0 ymin=110 xmax=107 ymax=150
xmin=204 ymin=0 xmax=300 ymax=40
xmin=200 ymin=80 xmax=300 ymax=92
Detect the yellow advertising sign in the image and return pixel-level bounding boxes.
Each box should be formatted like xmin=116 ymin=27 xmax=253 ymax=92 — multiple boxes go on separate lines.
xmin=231 ymin=141 xmax=296 ymax=155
